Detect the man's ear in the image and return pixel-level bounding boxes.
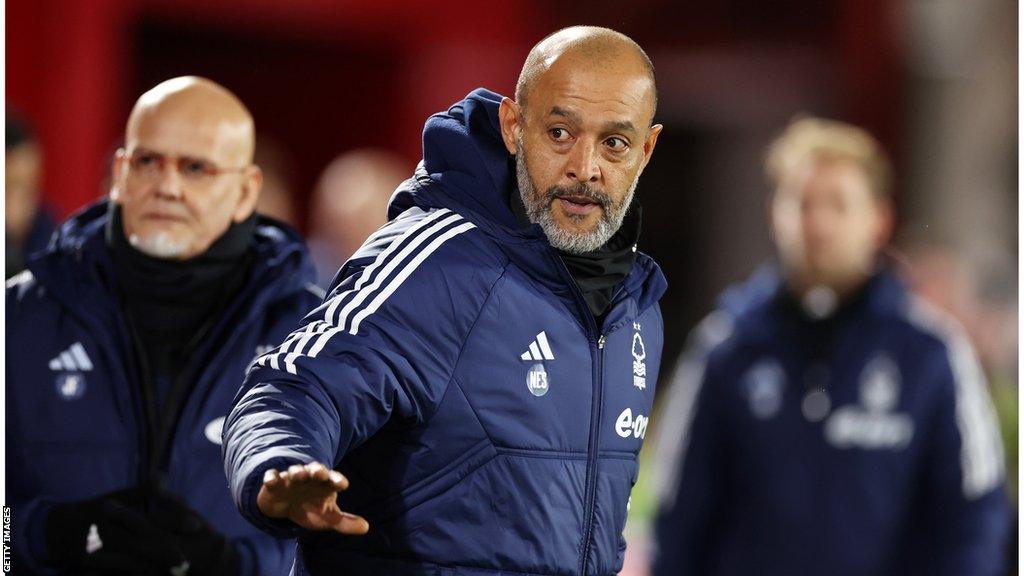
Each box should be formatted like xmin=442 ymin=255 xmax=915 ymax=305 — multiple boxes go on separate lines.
xmin=498 ymin=97 xmax=522 ymax=155
xmin=110 ymin=148 xmax=128 ymax=202
xmin=232 ymin=165 xmax=263 ymax=222
xmin=633 ymin=124 xmax=663 ymax=178
xmin=874 ymin=196 xmax=896 ymax=249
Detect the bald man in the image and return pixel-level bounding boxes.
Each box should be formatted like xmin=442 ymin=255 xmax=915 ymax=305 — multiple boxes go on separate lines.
xmin=224 ymin=27 xmax=665 ymax=575
xmin=7 ymin=77 xmax=321 ymax=575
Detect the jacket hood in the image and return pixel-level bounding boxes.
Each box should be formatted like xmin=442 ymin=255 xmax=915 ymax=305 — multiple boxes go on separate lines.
xmin=390 ymin=88 xmax=524 ymax=237
xmin=28 ymin=200 xmax=318 ymax=327
xmin=390 ymin=87 xmax=667 ymax=314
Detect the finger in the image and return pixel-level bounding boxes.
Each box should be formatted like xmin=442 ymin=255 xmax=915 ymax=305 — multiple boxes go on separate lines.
xmin=257 ymin=483 xmax=290 ymax=519
xmin=288 ymin=464 xmax=309 ymax=482
xmin=306 ymin=462 xmax=330 ymax=482
xmin=329 ymin=470 xmax=350 ymax=491
xmin=293 ymin=501 xmax=368 ymax=535
xmin=331 ymin=511 xmax=370 ymax=535
xmin=263 ymin=468 xmax=282 ymax=489
xmin=311 ymin=502 xmax=369 ymax=534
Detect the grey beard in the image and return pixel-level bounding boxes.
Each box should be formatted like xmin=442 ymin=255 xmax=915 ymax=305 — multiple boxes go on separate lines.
xmin=128 ymin=231 xmax=190 ymax=259
xmin=515 ymin=138 xmax=638 ymax=254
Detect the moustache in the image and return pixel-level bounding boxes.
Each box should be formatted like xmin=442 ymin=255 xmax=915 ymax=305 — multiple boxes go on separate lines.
xmin=543 ymin=183 xmax=613 ymax=211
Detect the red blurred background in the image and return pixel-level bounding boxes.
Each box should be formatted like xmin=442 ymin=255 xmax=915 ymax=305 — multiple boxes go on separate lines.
xmin=7 ymin=0 xmax=901 ymax=223
xmin=7 ymin=0 xmax=923 ymax=365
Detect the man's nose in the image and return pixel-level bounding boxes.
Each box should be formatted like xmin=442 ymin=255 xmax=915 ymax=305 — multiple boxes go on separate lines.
xmin=154 ymin=159 xmax=184 ymax=199
xmin=565 ymin=140 xmax=600 ymax=183
xmin=802 ymin=207 xmax=835 ymax=244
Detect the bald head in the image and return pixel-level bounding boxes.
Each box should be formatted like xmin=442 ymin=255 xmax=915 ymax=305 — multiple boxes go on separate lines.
xmin=516 ymin=26 xmax=657 ymax=124
xmin=113 ymin=76 xmax=263 ymax=260
xmin=126 ymin=76 xmax=256 ymax=165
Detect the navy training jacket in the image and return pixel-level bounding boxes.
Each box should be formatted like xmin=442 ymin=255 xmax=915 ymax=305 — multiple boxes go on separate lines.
xmin=223 ymin=88 xmax=668 ymax=575
xmin=652 ymin=265 xmax=1009 ymax=576
xmin=7 ymin=201 xmax=321 ymax=575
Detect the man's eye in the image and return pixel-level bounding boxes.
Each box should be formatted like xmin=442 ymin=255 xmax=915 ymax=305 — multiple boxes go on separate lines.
xmin=134 ymin=154 xmax=159 ymax=167
xmin=605 ymin=137 xmax=628 ymax=151
xmin=182 ymin=160 xmax=212 ymax=176
xmin=549 ymin=128 xmax=571 ymax=142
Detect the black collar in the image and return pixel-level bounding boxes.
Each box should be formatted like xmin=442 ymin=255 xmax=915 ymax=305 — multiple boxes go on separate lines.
xmin=508 ymin=177 xmax=641 ymax=320
xmin=106 ymin=205 xmax=256 ymax=341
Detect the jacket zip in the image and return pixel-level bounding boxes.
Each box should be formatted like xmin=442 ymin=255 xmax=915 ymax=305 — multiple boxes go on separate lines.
xmin=547 ymin=250 xmax=629 ymax=575
xmin=154 ymin=309 xmax=258 ymax=477
xmin=118 ymin=314 xmax=159 ymax=498
xmin=578 ymin=333 xmax=606 ymax=575
xmin=147 ymin=314 xmax=219 ymax=485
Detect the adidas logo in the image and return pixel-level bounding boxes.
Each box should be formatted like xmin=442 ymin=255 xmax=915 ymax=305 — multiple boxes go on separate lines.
xmin=520 ymin=331 xmax=555 ymax=361
xmin=48 ymin=342 xmax=94 ymax=372
xmin=85 ymin=523 xmax=103 ymax=554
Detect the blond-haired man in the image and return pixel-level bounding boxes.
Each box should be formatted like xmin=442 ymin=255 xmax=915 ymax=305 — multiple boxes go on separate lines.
xmin=652 ymin=117 xmax=1008 ymax=576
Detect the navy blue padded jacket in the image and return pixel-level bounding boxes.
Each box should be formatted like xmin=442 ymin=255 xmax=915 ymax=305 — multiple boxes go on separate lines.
xmin=223 ymin=88 xmax=668 ymax=575
xmin=652 ymin=265 xmax=1009 ymax=576
xmin=7 ymin=201 xmax=321 ymax=574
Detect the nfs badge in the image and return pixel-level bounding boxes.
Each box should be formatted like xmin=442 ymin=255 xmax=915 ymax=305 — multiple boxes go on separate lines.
xmin=527 ymin=363 xmax=549 ymax=397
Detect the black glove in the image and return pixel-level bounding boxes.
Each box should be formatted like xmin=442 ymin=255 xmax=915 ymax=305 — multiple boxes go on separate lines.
xmin=145 ymin=490 xmax=240 ymax=576
xmin=44 ymin=488 xmax=183 ymax=575
xmin=42 ymin=488 xmax=239 ymax=576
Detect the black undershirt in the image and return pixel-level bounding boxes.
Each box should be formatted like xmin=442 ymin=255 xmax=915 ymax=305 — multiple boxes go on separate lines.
xmin=508 ymin=177 xmax=640 ymax=324
xmin=774 ymin=277 xmax=875 ymax=363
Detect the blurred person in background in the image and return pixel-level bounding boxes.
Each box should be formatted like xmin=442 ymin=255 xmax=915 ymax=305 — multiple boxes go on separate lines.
xmin=306 ymin=149 xmax=408 ymax=287
xmin=7 ymin=76 xmax=321 ymax=575
xmin=223 ymin=26 xmax=665 ymax=575
xmin=6 ymin=113 xmax=57 ymax=278
xmin=253 ymin=135 xmax=301 ymax=229
xmin=651 ymin=117 xmax=1008 ymax=576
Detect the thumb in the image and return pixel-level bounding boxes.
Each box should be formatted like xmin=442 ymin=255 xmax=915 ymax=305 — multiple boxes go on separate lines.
xmin=291 ymin=497 xmax=369 ymax=534
xmin=318 ymin=506 xmax=370 ymax=535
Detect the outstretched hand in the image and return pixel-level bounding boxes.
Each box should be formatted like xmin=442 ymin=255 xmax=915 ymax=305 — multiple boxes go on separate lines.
xmin=256 ymin=462 xmax=369 ymax=535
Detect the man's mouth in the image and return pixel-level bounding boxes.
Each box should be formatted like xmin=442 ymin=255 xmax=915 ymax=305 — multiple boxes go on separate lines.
xmin=555 ymin=195 xmax=601 ymax=217
xmin=142 ymin=211 xmax=188 ymax=222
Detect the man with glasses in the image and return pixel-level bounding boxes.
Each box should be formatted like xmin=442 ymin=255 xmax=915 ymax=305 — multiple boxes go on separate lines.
xmin=7 ymin=76 xmax=320 ymax=575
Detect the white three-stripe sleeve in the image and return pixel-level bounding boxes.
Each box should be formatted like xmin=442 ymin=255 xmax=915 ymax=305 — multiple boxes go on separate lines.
xmin=348 ymin=221 xmax=476 ymax=335
xmin=281 ymin=322 xmax=333 ymax=375
xmin=249 ymin=208 xmax=457 ymax=375
xmin=323 ymin=209 xmax=455 ymax=326
xmin=252 ymin=210 xmax=476 ymax=376
xmin=907 ymin=299 xmax=1005 ymax=499
xmin=306 ymin=215 xmax=465 ymax=357
xmin=652 ymin=311 xmax=735 ymax=510
xmin=334 ymin=213 xmax=463 ymax=330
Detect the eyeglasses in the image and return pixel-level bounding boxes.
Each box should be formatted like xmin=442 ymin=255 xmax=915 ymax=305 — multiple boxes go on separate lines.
xmin=125 ymin=150 xmax=247 ymax=184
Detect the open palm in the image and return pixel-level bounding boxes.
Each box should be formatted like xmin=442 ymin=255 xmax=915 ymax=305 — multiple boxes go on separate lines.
xmin=257 ymin=462 xmax=369 ymax=534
